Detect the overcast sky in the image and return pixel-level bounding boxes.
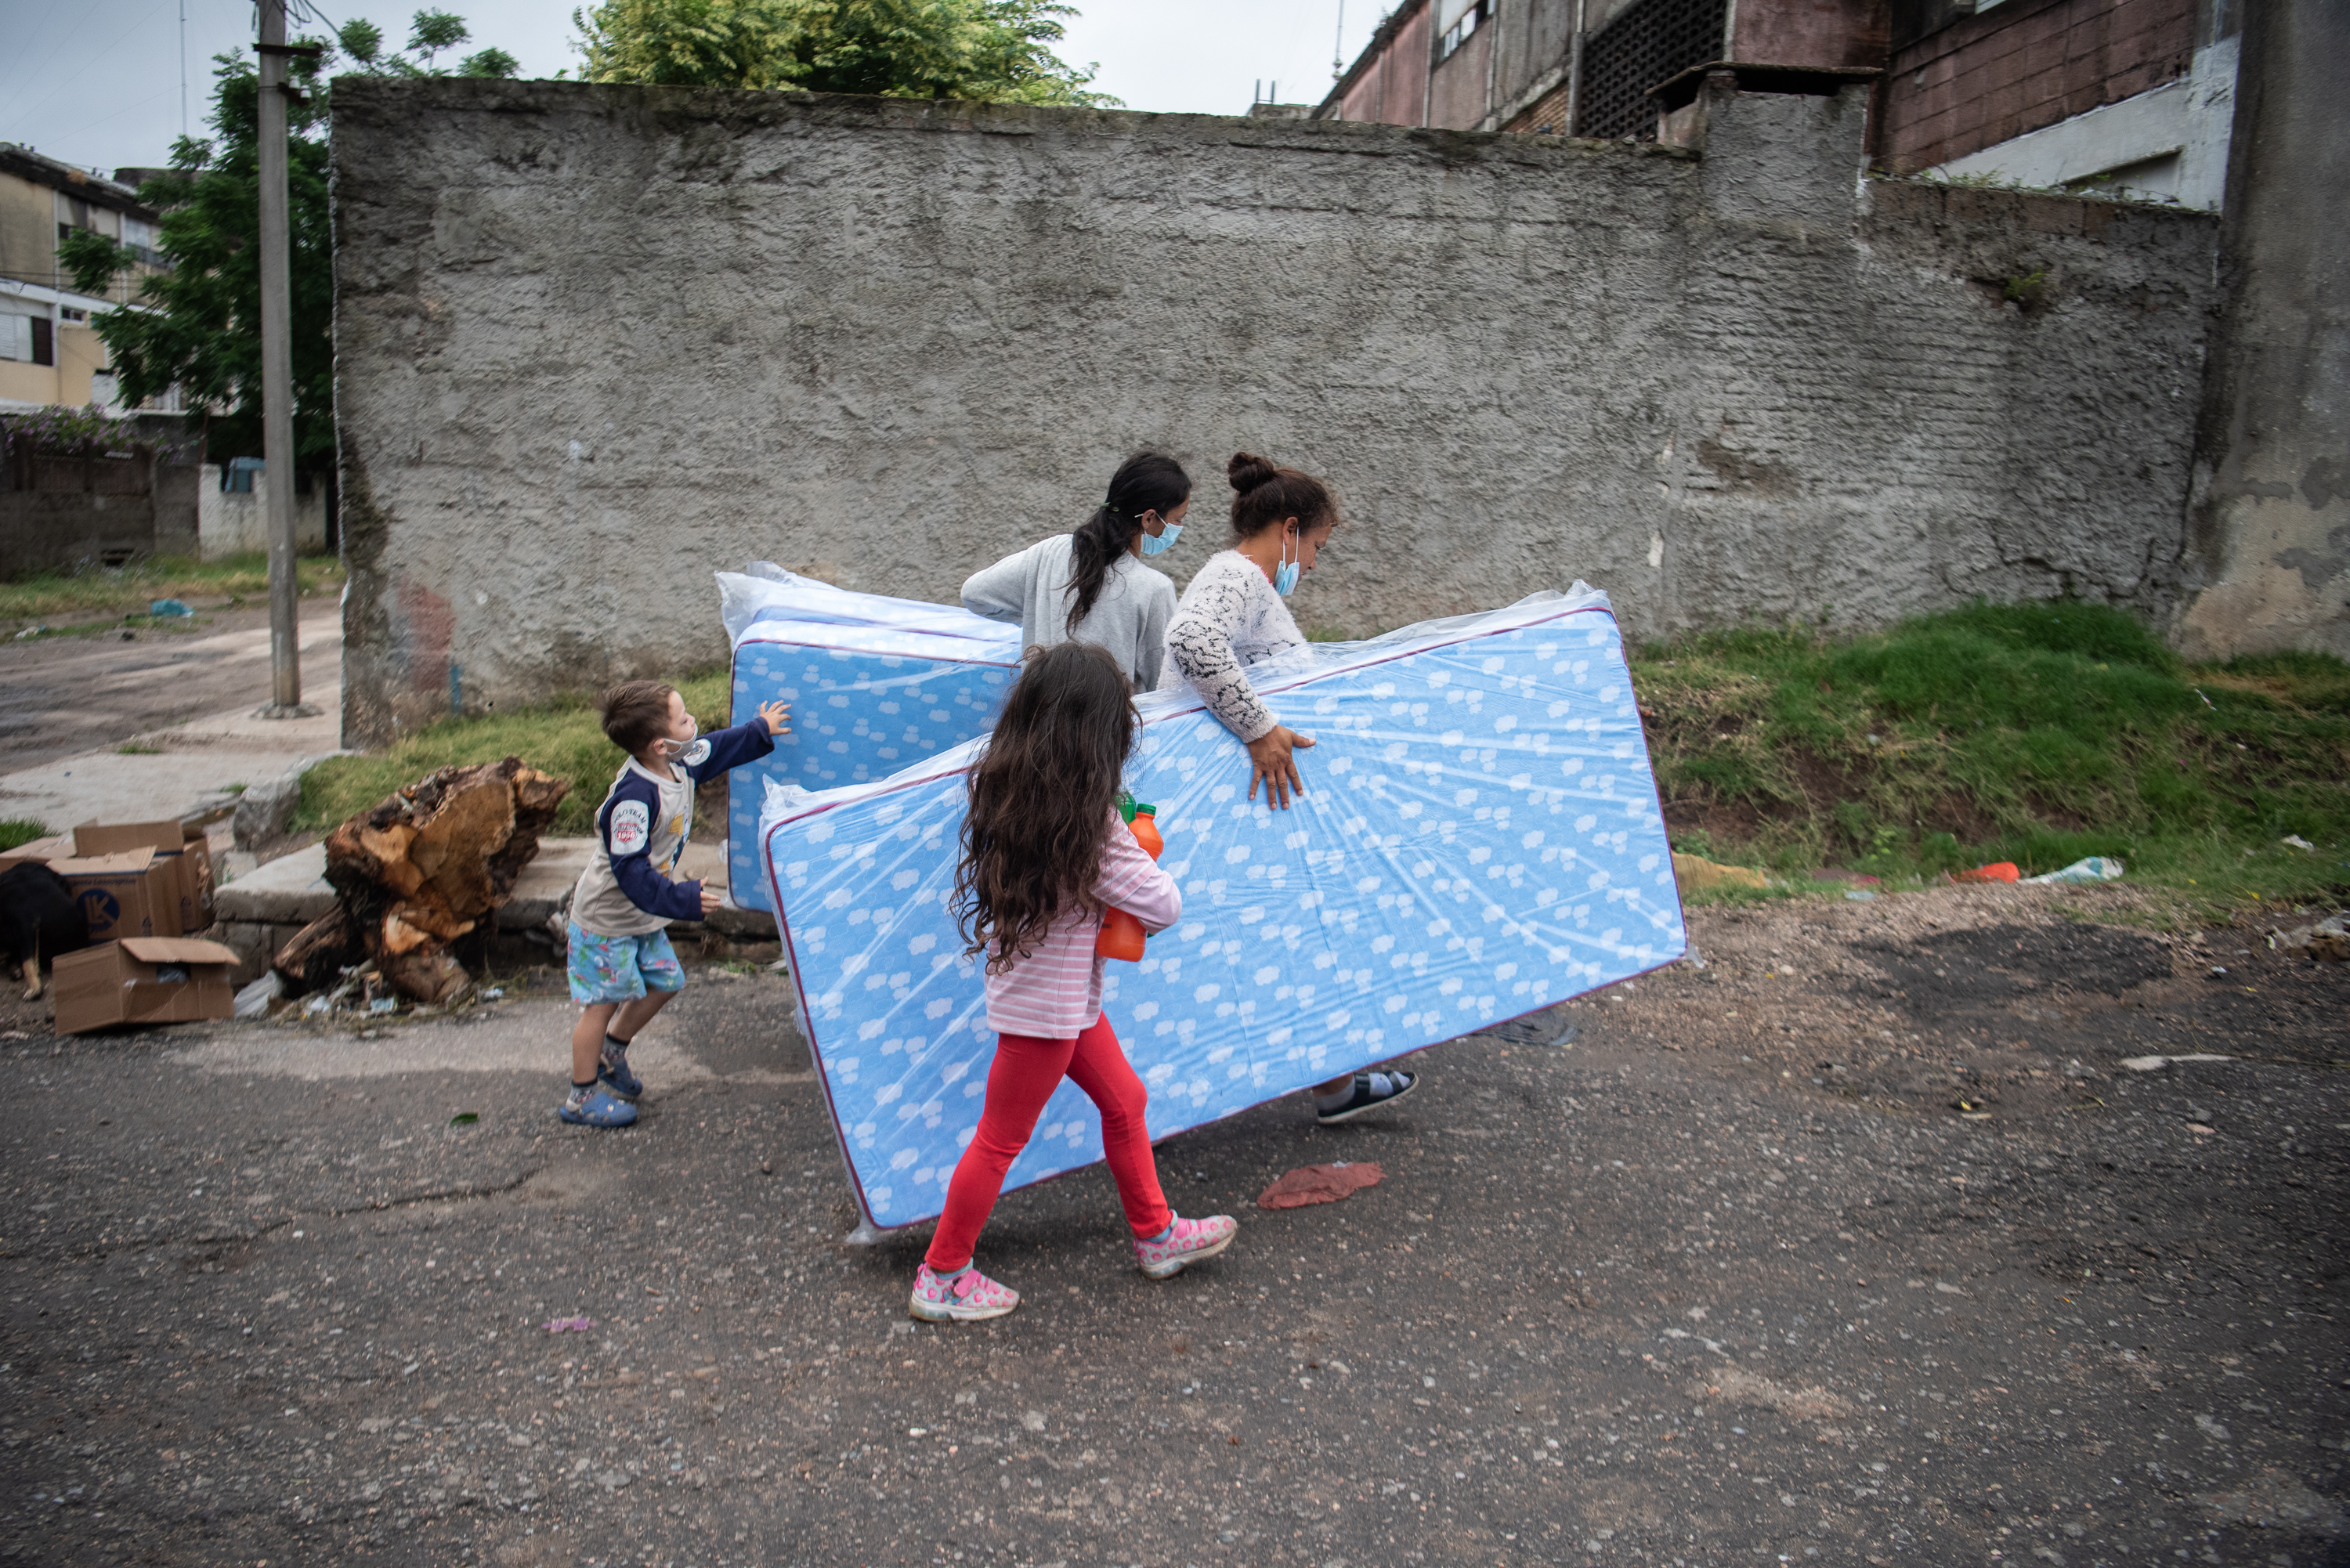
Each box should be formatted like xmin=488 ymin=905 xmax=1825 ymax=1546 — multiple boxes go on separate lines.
xmin=0 ymin=0 xmax=1389 ymax=179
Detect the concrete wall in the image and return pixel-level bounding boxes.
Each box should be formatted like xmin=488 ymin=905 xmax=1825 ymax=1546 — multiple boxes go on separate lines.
xmin=196 ymin=464 xmax=329 ymax=559
xmin=0 ymin=446 xmax=197 ymax=576
xmin=2177 ymin=0 xmax=2350 ymax=661
xmin=332 ymin=76 xmax=2220 ymax=746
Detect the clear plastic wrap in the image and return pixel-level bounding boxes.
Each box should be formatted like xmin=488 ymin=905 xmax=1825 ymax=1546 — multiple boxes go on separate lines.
xmin=757 ymin=586 xmax=1686 ymax=1230
xmin=722 ymin=571 xmax=1020 ymax=912
xmin=718 ymin=567 xmax=1010 ymax=646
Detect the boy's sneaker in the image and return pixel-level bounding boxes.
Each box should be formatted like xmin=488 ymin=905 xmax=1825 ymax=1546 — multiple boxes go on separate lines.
xmin=557 ymin=1087 xmax=638 ymax=1128
xmin=598 ymin=1046 xmax=644 ymax=1101
xmin=1135 ymin=1213 xmax=1237 ymax=1280
xmin=1314 ymin=1069 xmax=1419 ymax=1125
xmin=909 ymin=1263 xmax=1019 ymax=1322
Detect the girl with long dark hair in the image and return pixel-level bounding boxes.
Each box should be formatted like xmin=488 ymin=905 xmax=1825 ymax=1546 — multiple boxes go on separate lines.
xmin=909 ymin=641 xmax=1239 ymax=1323
xmin=960 ymin=452 xmax=1191 ymax=688
xmin=1159 ymin=451 xmax=1421 ymax=1126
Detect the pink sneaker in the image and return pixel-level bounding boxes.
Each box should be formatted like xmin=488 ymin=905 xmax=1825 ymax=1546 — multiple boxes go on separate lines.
xmin=909 ymin=1263 xmax=1020 ymax=1323
xmin=1134 ymin=1213 xmax=1238 ymax=1280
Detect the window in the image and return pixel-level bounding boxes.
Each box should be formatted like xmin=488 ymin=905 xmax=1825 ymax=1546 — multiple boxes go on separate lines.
xmin=1574 ymin=0 xmax=1730 ymax=140
xmin=1437 ymin=0 xmax=1490 ymax=62
xmin=0 ymin=313 xmax=53 ymax=366
xmin=120 ymin=216 xmax=164 ymax=267
xmin=60 ymin=306 xmax=87 ymax=323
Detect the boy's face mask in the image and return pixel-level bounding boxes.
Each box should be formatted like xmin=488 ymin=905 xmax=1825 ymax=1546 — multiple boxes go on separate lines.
xmin=656 ymin=715 xmax=700 ymax=760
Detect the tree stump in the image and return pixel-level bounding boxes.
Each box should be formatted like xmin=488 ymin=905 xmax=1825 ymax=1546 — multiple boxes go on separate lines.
xmin=310 ymin=756 xmax=569 ymax=1003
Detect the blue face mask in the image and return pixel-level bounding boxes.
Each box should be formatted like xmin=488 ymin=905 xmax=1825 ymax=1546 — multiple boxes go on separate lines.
xmin=1272 ymin=529 xmax=1300 ymax=596
xmin=1139 ymin=520 xmax=1181 ymax=557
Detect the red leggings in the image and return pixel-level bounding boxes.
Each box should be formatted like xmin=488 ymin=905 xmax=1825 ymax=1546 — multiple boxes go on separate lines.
xmin=924 ymin=1013 xmax=1172 ymax=1272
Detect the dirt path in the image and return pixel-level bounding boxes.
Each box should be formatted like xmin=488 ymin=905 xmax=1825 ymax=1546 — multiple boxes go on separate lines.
xmin=0 ymin=597 xmax=342 ymax=773
xmin=0 ymin=883 xmax=2341 ymax=1566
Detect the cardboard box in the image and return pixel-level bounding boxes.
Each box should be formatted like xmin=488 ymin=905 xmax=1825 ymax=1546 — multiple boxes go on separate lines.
xmin=74 ymin=819 xmax=213 ymax=934
xmin=0 ymin=834 xmax=71 ymax=873
xmin=164 ymin=837 xmax=214 ymax=934
xmin=73 ymin=818 xmax=186 ymax=857
xmin=52 ymin=937 xmax=239 ymax=1035
xmin=50 ymin=850 xmax=183 ymax=942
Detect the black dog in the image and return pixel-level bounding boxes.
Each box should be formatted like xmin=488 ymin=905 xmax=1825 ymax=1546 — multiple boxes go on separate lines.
xmin=0 ymin=862 xmax=90 ymax=1000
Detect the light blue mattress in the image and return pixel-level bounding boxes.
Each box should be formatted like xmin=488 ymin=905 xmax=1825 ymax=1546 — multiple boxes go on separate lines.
xmin=721 ymin=569 xmax=1021 ymax=912
xmin=757 ymin=587 xmax=1686 ymax=1231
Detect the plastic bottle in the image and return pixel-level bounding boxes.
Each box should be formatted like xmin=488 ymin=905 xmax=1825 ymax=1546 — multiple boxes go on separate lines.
xmin=1096 ymin=794 xmax=1162 ymax=962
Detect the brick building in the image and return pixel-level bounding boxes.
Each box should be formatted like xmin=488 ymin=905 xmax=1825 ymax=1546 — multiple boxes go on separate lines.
xmin=1316 ymin=0 xmax=2241 ymax=208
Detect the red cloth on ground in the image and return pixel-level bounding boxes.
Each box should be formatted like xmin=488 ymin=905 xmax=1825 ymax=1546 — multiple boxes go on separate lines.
xmin=924 ymin=1012 xmax=1173 ymax=1272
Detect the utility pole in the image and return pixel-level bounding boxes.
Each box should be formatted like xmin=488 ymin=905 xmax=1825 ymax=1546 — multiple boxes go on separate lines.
xmin=255 ymin=0 xmax=313 ymax=717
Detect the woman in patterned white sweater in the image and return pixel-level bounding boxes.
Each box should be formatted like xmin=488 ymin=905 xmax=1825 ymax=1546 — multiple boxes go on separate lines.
xmin=1158 ymin=452 xmax=1421 ymax=1126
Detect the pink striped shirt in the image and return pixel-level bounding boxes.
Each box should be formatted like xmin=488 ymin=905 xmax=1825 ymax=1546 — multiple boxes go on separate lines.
xmin=983 ymin=813 xmax=1181 ymax=1039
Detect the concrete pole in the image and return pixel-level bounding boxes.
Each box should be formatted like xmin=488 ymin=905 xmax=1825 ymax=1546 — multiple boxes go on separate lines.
xmin=257 ymin=0 xmax=304 ymax=715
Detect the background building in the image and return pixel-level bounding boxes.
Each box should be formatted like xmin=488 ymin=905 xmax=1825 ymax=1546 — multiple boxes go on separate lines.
xmin=1318 ymin=0 xmax=2242 ymax=211
xmin=0 ymin=144 xmax=172 ymax=412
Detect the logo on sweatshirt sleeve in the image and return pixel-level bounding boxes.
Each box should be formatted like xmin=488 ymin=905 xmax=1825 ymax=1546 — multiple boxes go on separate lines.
xmin=680 ymin=738 xmax=712 ymax=767
xmin=609 ymin=799 xmax=651 ymax=854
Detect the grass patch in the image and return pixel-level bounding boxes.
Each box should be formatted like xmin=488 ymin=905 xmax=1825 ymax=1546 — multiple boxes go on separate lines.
xmin=0 ymin=551 xmax=345 ymax=624
xmin=0 ymin=819 xmax=55 ymax=851
xmin=296 ymin=670 xmax=733 ymax=838
xmin=1637 ymin=600 xmax=2350 ymax=905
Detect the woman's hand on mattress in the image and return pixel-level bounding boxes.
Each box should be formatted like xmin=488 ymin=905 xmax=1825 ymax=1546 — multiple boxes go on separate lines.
xmin=1246 ymin=725 xmax=1315 ymax=810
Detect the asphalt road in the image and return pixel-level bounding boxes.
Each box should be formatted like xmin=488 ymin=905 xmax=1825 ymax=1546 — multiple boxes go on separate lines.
xmin=2 ymin=883 xmax=2343 ymax=1567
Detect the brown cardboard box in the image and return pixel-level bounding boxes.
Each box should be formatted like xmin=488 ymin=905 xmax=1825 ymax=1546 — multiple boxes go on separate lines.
xmin=164 ymin=838 xmax=214 ymax=934
xmin=52 ymin=937 xmax=239 ymax=1034
xmin=50 ymin=850 xmax=183 ymax=942
xmin=74 ymin=819 xmax=212 ymax=934
xmin=0 ymin=834 xmax=71 ymax=872
xmin=73 ymin=819 xmax=185 ymax=857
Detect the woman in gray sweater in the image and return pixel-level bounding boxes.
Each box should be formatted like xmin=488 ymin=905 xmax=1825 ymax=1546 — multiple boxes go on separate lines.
xmin=960 ymin=453 xmax=1192 ymax=688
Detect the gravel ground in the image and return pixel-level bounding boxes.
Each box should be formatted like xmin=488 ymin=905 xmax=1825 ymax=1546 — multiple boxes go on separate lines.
xmin=2 ymin=883 xmax=2343 ymax=1567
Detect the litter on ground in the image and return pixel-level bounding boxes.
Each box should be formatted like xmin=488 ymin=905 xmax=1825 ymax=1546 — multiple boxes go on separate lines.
xmin=2023 ymin=856 xmax=2124 ymax=884
xmin=1257 ymin=1162 xmax=1386 ymax=1210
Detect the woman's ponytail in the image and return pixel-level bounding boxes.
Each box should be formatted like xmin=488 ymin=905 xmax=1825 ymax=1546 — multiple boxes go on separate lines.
xmin=1066 ymin=452 xmax=1192 ymax=634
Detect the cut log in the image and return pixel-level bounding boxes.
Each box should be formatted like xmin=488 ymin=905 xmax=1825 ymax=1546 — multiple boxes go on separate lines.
xmin=314 ymin=756 xmax=569 ymax=1003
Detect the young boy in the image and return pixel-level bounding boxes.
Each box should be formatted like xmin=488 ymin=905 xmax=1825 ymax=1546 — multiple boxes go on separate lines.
xmin=559 ymin=680 xmax=790 ymax=1127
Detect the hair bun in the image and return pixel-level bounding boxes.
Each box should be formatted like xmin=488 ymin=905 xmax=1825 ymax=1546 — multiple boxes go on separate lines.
xmin=1227 ymin=451 xmax=1278 ymax=493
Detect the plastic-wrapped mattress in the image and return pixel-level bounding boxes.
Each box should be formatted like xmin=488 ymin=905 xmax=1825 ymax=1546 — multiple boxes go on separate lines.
xmin=758 ymin=585 xmax=1685 ymax=1232
xmin=720 ymin=569 xmax=1021 ymax=912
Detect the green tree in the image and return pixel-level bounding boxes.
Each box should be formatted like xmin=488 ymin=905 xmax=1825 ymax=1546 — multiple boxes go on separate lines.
xmin=56 ymin=16 xmax=517 ymax=468
xmin=573 ymin=0 xmax=1112 ymax=105
xmin=338 ymin=9 xmax=522 ymax=78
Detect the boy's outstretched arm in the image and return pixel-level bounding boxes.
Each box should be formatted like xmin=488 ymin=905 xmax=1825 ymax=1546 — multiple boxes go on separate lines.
xmin=683 ymin=703 xmax=788 ymax=783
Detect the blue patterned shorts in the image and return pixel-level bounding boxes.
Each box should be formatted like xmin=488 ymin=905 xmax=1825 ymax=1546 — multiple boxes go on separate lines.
xmin=566 ymin=923 xmax=685 ymax=1004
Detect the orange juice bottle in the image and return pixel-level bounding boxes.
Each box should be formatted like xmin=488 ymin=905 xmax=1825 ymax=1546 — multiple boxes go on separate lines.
xmin=1096 ymin=795 xmax=1162 ymax=962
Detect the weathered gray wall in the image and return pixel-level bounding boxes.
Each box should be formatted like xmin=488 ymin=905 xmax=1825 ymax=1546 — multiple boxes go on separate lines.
xmin=333 ymin=76 xmax=2218 ymax=745
xmin=2178 ymin=0 xmax=2350 ymax=662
